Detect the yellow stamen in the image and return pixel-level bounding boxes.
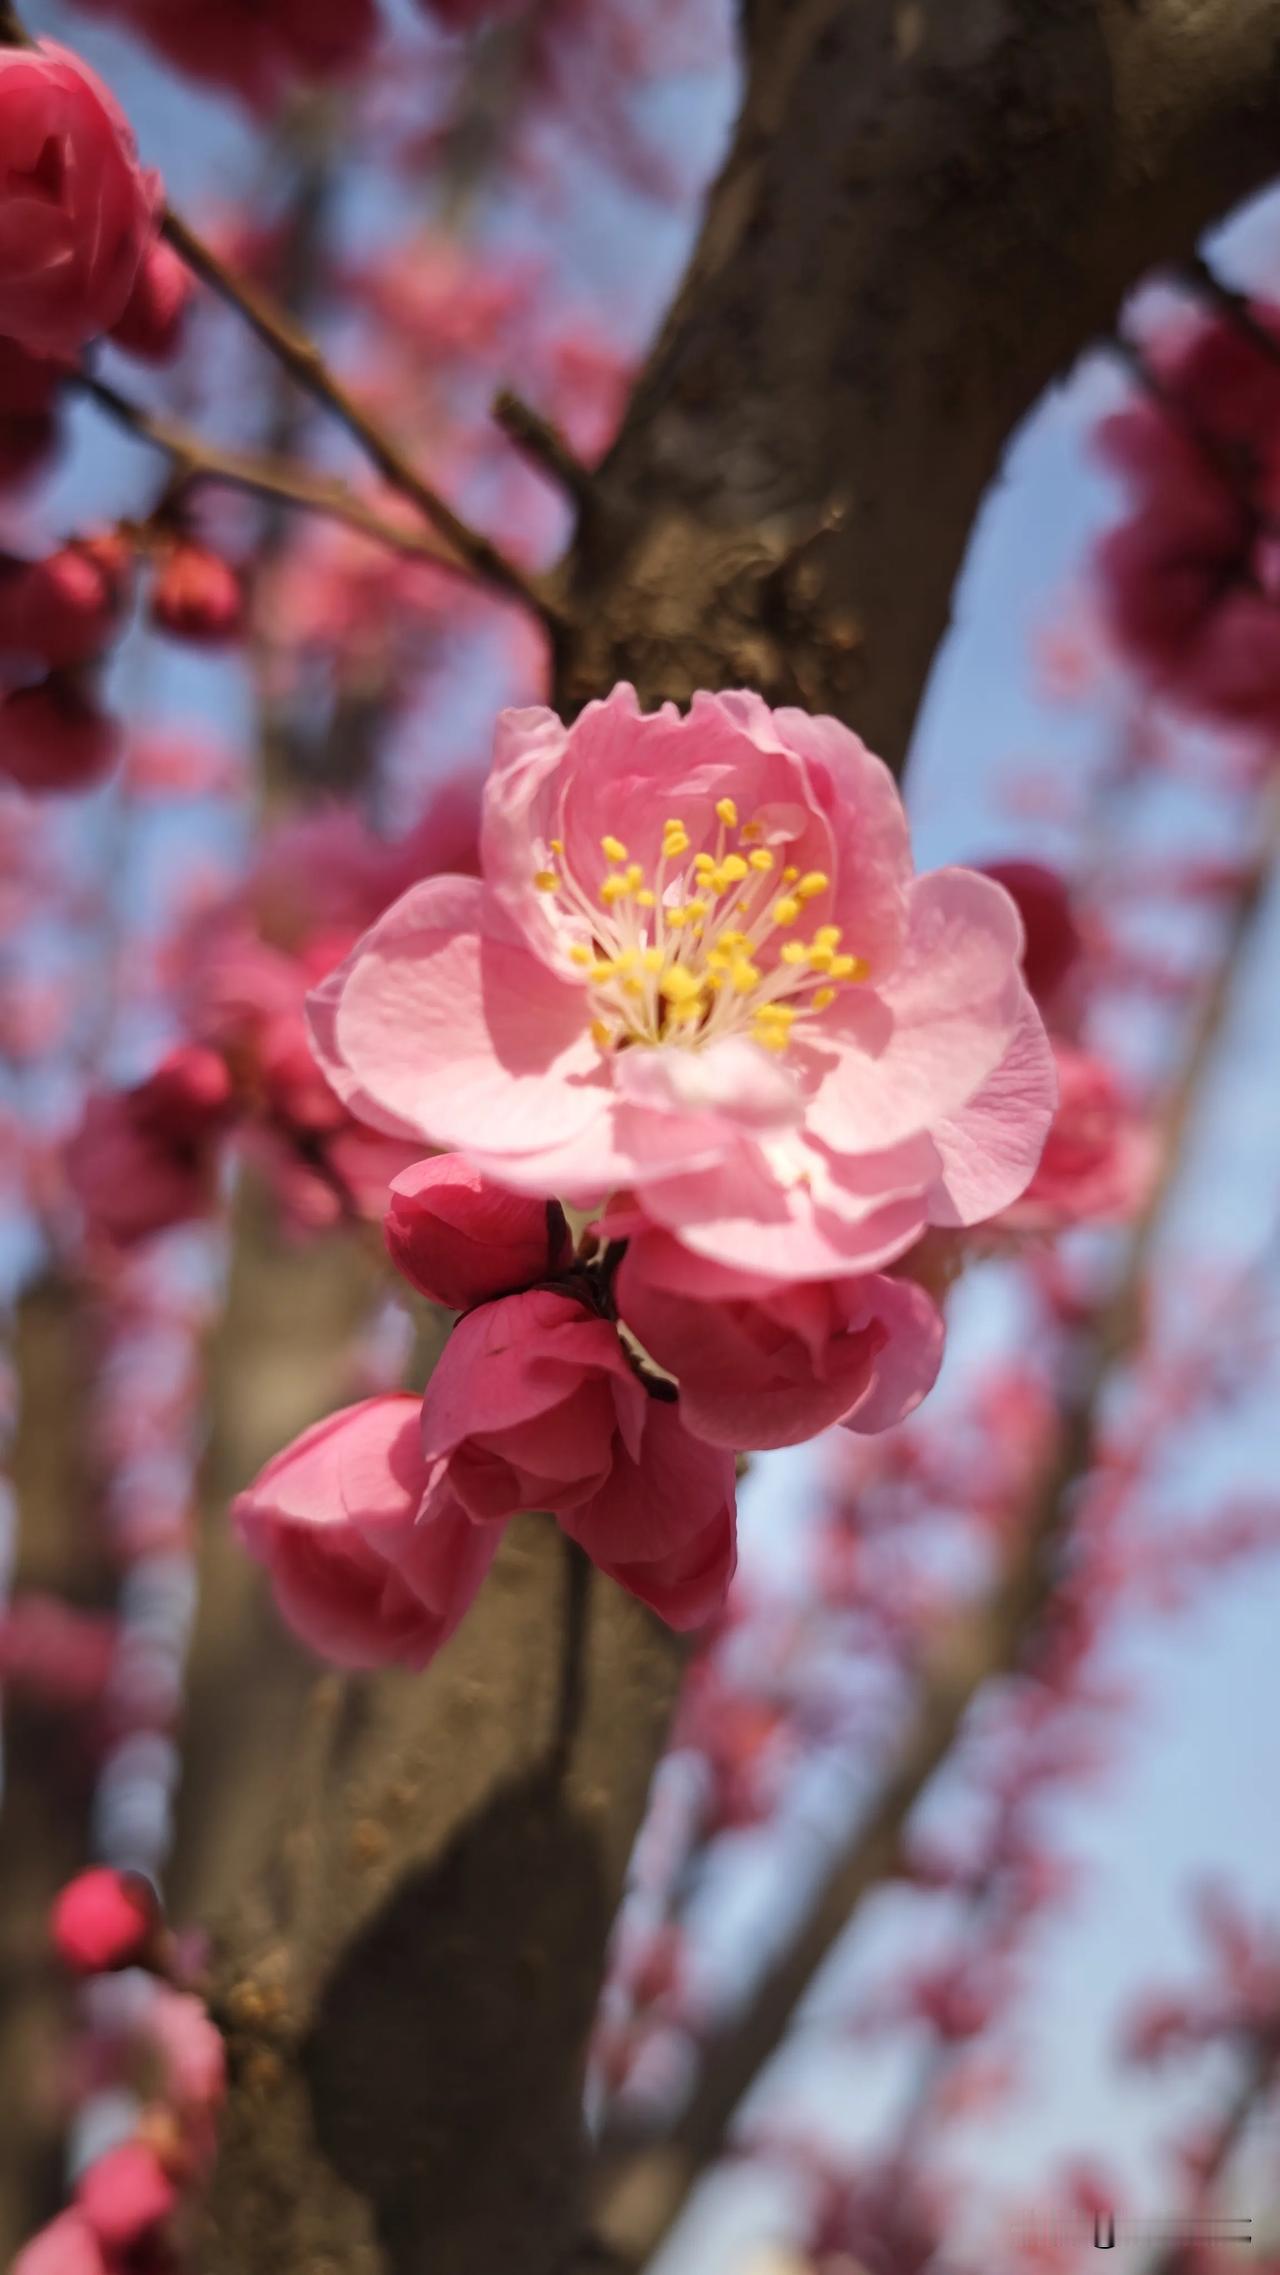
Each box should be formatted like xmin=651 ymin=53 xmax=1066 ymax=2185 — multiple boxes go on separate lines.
xmin=808 ymin=946 xmax=834 ymax=973
xmin=772 ymin=896 xmax=801 ymax=926
xmin=636 ymin=888 xmax=656 ymax=908
xmin=796 ymin=871 xmax=830 ymax=902
xmin=591 ymin=1019 xmax=612 ymax=1046
xmin=780 ymin=940 xmax=809 ymax=966
xmin=660 ymin=966 xmax=704 ymax=1007
xmin=641 ymin=947 xmax=665 ymax=973
xmin=783 ymin=865 xmax=799 ymax=882
xmin=718 ymin=853 xmax=749 ymax=885
xmin=568 ymin=944 xmax=593 ymax=967
xmin=729 ymin=959 xmax=761 ymax=993
xmin=741 ymin=820 xmax=764 ymax=842
xmin=811 ymin=986 xmax=836 ymax=1010
xmin=534 ymin=870 xmax=558 ymax=893
xmin=663 ymin=821 xmax=691 ymax=858
xmin=601 ymin=834 xmax=628 ymax=861
xmin=829 ymin=953 xmax=865 ymax=980
xmin=549 ymin=838 xmax=564 ymax=854
xmin=813 ymin=925 xmax=842 ymax=949
xmin=600 ymin=874 xmax=631 ymax=904
xmin=589 ymin=958 xmax=617 ymax=983
xmin=715 ymin=796 xmax=739 ymax=828
xmin=748 ymin=848 xmax=775 ymax=872
xmin=693 ymin=852 xmax=717 ymax=876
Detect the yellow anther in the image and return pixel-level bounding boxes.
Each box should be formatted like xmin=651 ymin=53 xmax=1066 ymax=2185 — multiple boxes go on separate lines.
xmin=636 ymin=889 xmax=656 ymax=908
xmin=705 ymin=971 xmax=724 ymax=992
xmin=624 ymin=863 xmax=645 ymax=891
xmin=741 ymin=820 xmax=764 ymax=842
xmin=600 ymin=874 xmax=631 ymax=904
xmin=591 ymin=1019 xmax=613 ymax=1046
xmin=729 ymin=959 xmax=761 ymax=993
xmin=601 ymin=834 xmax=628 ymax=862
xmin=807 ymin=946 xmax=834 ymax=973
xmin=811 ymin=986 xmax=836 ymax=1010
xmin=783 ymin=865 xmax=799 ymax=882
xmin=549 ymin=838 xmax=564 ymax=854
xmin=718 ymin=929 xmax=749 ymax=950
xmin=755 ymin=1004 xmax=795 ymax=1030
xmin=780 ymin=940 xmax=809 ymax=966
xmin=589 ymin=958 xmax=617 ymax=983
xmin=715 ymin=796 xmax=739 ymax=828
xmin=829 ymin=953 xmax=865 ymax=980
xmin=813 ymin=925 xmax=842 ymax=949
xmin=568 ymin=944 xmax=593 ymax=967
xmin=796 ymin=871 xmax=829 ymax=902
xmin=719 ymin=853 xmax=749 ymax=884
xmin=534 ymin=870 xmax=558 ymax=893
xmin=660 ymin=966 xmax=704 ymax=1006
xmin=667 ymin=906 xmax=694 ymax=931
xmin=614 ymin=948 xmax=638 ymax=972
xmin=662 ymin=821 xmax=691 ymax=858
xmin=621 ymin=976 xmax=644 ymax=998
xmin=772 ymin=896 xmax=801 ymax=926
xmin=748 ymin=848 xmax=776 ymax=872
xmin=641 ymin=947 xmax=665 ymax=973
xmin=693 ymin=852 xmax=717 ymax=876
xmin=754 ymin=1025 xmax=790 ymax=1052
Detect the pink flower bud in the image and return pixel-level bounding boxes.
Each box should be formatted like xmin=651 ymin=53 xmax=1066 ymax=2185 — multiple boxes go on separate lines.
xmin=0 ymin=42 xmax=160 ymax=356
xmin=12 ymin=2209 xmax=107 ymax=2275
xmin=150 ymin=540 xmax=244 ymax=644
xmin=109 ymin=236 xmax=193 ymax=362
xmin=135 ymin=1043 xmax=235 ymax=1141
xmin=385 ymin=1156 xmax=571 ymax=1308
xmin=75 ymin=2140 xmax=177 ymax=2254
xmin=66 ymin=1046 xmax=234 ymax=1247
xmin=50 ymin=1867 xmax=160 ymax=1975
xmin=0 ymin=677 xmax=119 ymax=794
xmin=0 ymin=535 xmax=131 ymax=668
xmin=233 ymin=1394 xmax=499 ymax=1669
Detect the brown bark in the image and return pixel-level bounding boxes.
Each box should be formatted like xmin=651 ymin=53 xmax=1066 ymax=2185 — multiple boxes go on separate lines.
xmin=186 ymin=5 xmax=1280 ymax=2273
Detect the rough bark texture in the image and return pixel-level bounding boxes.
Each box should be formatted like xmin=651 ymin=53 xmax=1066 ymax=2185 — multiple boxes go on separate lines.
xmin=184 ymin=5 xmax=1280 ymax=2272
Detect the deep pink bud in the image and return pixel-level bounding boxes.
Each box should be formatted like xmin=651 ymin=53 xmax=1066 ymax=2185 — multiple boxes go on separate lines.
xmin=385 ymin=1156 xmax=571 ymax=1308
xmin=0 ymin=677 xmax=119 ymax=793
xmin=50 ymin=1867 xmax=160 ymax=1975
xmin=75 ymin=2140 xmax=177 ymax=2253
xmin=0 ymin=42 xmax=160 ymax=356
xmin=0 ymin=535 xmax=131 ymax=668
xmin=135 ymin=1044 xmax=235 ymax=1141
xmin=109 ymin=237 xmax=193 ymax=363
xmin=979 ymin=859 xmax=1081 ymax=1009
xmin=150 ymin=542 xmax=243 ymax=644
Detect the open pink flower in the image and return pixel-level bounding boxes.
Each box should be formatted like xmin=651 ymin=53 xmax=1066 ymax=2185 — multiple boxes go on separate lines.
xmin=419 ymin=1287 xmax=736 ymax=1628
xmin=311 ymin=687 xmax=1054 ymax=1280
xmin=614 ymin=1228 xmax=944 ymax=1450
xmin=233 ymin=1395 xmax=498 ymax=1668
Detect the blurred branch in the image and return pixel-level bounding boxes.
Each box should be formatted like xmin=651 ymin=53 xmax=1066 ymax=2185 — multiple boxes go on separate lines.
xmin=159 ymin=210 xmax=564 ymax=631
xmin=584 ymin=801 xmax=1280 ymax=2271
xmin=494 ymin=389 xmax=598 ymax=514
xmin=74 ymin=371 xmax=473 ymax=575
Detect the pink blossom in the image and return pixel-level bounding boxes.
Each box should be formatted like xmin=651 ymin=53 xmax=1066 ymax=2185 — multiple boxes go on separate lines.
xmin=1002 ymin=1043 xmax=1155 ymax=1232
xmin=12 ymin=2210 xmax=107 ymax=2275
xmin=50 ymin=1866 xmax=160 ymax=1976
xmin=233 ymin=1394 xmax=499 ymax=1668
xmin=0 ymin=42 xmax=160 ymax=356
xmin=145 ymin=1987 xmax=226 ymax=2118
xmin=0 ymin=535 xmax=132 ymax=669
xmin=311 ymin=687 xmax=1055 ymax=1280
xmin=109 ymin=236 xmax=193 ymax=362
xmin=614 ymin=1227 xmax=944 ymax=1449
xmin=75 ymin=2138 xmax=176 ymax=2253
xmin=0 ymin=677 xmax=119 ymax=793
xmin=418 ymin=1287 xmax=737 ymax=1627
xmin=67 ymin=1045 xmax=234 ymax=1246
xmin=386 ymin=1155 xmax=572 ymax=1308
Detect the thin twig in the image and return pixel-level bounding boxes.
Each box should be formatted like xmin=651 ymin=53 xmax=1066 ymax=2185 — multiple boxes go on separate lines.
xmin=160 ymin=209 xmax=564 ymax=629
xmin=493 ymin=388 xmax=598 ymax=513
xmin=548 ymin=1535 xmax=593 ymax=1784
xmin=73 ymin=370 xmax=468 ymax=575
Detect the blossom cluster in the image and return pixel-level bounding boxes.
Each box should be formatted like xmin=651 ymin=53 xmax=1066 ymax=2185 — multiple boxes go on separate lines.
xmin=15 ymin=1871 xmax=225 ymax=2275
xmin=235 ymin=686 xmax=1064 ymax=1656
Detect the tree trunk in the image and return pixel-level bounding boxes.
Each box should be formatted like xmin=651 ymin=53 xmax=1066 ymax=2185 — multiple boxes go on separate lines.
xmin=192 ymin=4 xmax=1280 ymax=2270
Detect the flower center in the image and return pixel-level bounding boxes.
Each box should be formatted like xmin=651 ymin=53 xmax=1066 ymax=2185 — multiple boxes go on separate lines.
xmin=532 ymin=798 xmax=867 ymax=1055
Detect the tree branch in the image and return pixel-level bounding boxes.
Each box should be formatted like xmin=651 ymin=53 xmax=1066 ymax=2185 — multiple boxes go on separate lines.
xmin=73 ymin=371 xmax=473 ymax=575
xmin=582 ymin=801 xmax=1280 ymax=2271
